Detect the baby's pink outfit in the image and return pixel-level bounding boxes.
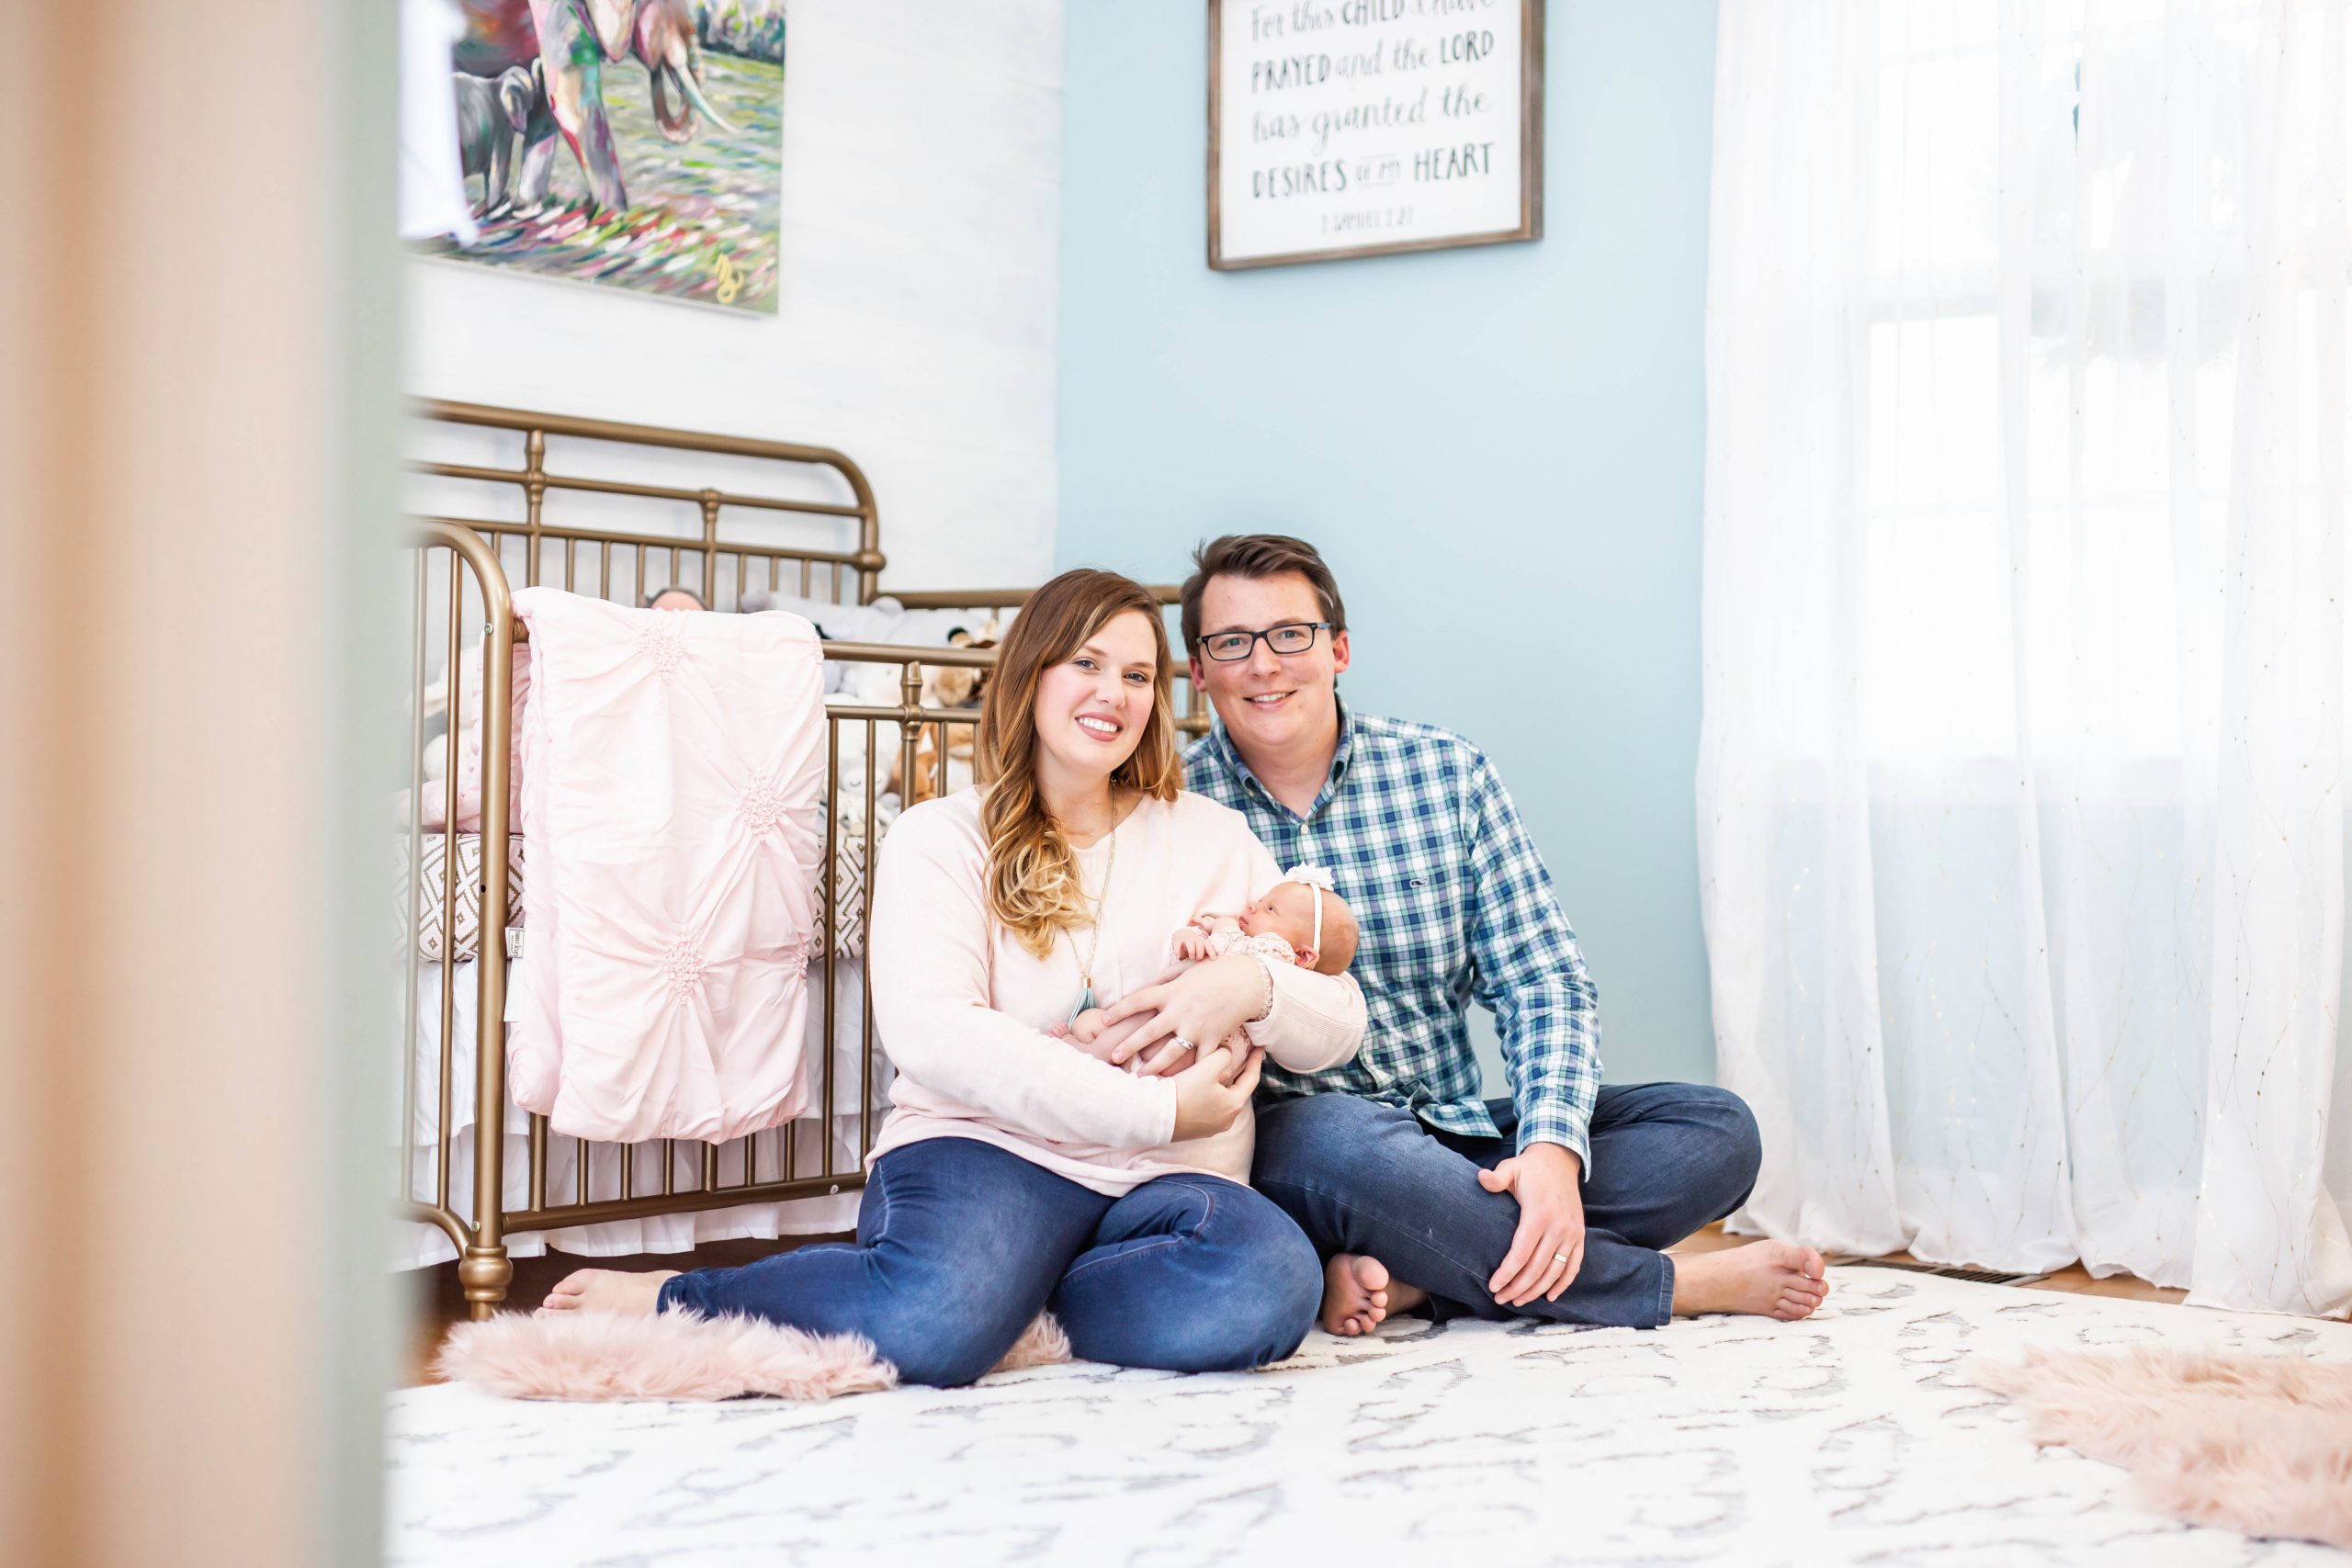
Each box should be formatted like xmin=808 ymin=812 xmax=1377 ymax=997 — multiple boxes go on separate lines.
xmin=1182 ymin=926 xmax=1302 ymax=1055
xmin=1198 ymin=927 xmax=1300 ymax=966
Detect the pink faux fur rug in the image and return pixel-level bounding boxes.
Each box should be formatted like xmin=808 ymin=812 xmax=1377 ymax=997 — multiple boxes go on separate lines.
xmin=437 ymin=1310 xmax=1071 ymax=1403
xmin=1973 ymin=1346 xmax=2352 ymax=1550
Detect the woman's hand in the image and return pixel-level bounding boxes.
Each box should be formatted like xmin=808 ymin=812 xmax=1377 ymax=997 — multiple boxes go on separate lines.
xmin=1170 ymin=1044 xmax=1264 ymax=1141
xmin=1101 ymin=954 xmax=1267 ymax=1069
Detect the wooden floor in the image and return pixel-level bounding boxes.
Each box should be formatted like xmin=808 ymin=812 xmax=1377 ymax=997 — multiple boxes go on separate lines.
xmin=407 ymin=1236 xmax=807 ymax=1387
xmin=1666 ymin=1222 xmax=2188 ymax=1304
xmin=404 ymin=1225 xmax=2187 ymax=1388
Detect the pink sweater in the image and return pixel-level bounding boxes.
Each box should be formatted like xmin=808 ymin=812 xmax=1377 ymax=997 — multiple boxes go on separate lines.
xmin=866 ymin=789 xmax=1367 ymax=1194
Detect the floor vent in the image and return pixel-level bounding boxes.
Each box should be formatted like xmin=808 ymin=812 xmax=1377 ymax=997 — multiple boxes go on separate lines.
xmin=1838 ymin=1258 xmax=2048 ymax=1287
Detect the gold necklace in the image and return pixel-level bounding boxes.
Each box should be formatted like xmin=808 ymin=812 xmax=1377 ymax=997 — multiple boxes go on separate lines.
xmin=1062 ymin=804 xmax=1120 ymax=1028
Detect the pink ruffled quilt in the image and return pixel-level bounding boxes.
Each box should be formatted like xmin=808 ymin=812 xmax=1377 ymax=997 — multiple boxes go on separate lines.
xmin=506 ymin=591 xmax=827 ymax=1144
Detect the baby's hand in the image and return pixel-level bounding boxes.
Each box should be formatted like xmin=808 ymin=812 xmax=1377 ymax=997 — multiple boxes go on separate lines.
xmin=1170 ymin=927 xmax=1212 ymax=964
xmin=1054 ymin=1016 xmax=1121 ymax=1063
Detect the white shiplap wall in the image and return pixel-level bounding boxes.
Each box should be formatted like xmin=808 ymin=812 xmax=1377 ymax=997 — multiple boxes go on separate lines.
xmin=403 ymin=1 xmax=1063 ymax=591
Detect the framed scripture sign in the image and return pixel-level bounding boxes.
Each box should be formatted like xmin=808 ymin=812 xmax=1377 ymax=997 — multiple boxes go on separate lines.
xmin=1208 ymin=0 xmax=1543 ymax=270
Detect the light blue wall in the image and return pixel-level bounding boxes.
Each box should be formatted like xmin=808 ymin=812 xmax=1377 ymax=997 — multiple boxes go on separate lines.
xmin=1057 ymin=0 xmax=1722 ymax=1086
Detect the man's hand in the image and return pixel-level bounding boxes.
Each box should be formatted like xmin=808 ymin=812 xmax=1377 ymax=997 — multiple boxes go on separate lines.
xmin=1480 ymin=1142 xmax=1587 ymax=1308
xmin=1098 ymin=954 xmax=1265 ymax=1068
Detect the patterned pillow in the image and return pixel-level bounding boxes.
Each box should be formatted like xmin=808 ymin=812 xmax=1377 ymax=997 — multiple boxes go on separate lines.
xmin=405 ymin=834 xmax=526 ymax=963
xmin=813 ymin=830 xmax=865 ymax=960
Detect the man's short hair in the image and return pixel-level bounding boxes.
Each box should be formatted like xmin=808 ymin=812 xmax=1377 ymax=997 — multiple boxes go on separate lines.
xmin=1179 ymin=535 xmax=1348 ymax=652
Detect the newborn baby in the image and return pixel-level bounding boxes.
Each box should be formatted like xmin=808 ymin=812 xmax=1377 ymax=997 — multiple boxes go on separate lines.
xmin=1057 ymin=868 xmax=1358 ymax=1077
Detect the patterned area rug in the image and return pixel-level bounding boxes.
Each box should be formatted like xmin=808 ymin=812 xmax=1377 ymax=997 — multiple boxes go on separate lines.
xmin=384 ymin=1268 xmax=2352 ymax=1566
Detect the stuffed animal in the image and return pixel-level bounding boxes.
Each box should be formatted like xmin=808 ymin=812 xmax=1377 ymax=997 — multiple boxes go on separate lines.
xmin=906 ymin=626 xmax=996 ymax=803
xmin=921 ymin=623 xmax=996 ymax=707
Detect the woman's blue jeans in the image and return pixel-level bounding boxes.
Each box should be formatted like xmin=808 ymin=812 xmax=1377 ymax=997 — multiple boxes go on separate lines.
xmin=657 ymin=1135 xmax=1323 ymax=1386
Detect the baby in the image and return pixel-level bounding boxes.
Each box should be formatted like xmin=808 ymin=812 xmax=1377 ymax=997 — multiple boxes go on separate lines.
xmin=1057 ymin=867 xmax=1359 ymax=1076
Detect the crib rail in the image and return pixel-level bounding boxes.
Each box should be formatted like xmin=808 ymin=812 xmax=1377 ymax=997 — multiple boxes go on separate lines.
xmin=411 ymin=399 xmax=887 ymax=608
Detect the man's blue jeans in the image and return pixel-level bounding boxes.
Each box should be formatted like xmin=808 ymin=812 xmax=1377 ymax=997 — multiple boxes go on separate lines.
xmin=657 ymin=1135 xmax=1322 ymax=1385
xmin=1251 ymin=1084 xmax=1762 ymax=1329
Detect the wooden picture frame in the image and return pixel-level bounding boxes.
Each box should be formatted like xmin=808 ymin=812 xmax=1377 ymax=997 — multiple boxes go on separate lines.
xmin=1208 ymin=0 xmax=1544 ymax=271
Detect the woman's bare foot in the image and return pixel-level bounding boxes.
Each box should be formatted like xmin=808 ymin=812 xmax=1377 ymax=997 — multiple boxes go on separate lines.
xmin=1670 ymin=1241 xmax=1828 ymax=1320
xmin=1319 ymin=1254 xmax=1428 ymax=1336
xmin=535 ymin=1268 xmax=679 ymax=1319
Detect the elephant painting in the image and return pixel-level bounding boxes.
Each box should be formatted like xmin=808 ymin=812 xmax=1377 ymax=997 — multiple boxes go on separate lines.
xmin=452 ymin=64 xmax=537 ymax=216
xmin=456 ymin=0 xmax=739 ymax=216
xmin=423 ymin=0 xmax=785 ymax=310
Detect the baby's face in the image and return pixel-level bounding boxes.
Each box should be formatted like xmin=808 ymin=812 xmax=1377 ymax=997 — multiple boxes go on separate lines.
xmin=1239 ymin=883 xmax=1321 ymax=951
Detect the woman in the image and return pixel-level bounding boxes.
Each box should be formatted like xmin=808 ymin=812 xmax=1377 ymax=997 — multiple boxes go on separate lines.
xmin=540 ymin=570 xmax=1367 ymax=1382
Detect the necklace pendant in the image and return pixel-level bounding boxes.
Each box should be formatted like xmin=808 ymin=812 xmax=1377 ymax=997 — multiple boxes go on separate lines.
xmin=1067 ymin=982 xmax=1097 ymax=1029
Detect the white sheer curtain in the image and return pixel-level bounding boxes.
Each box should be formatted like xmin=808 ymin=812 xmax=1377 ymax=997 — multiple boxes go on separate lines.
xmin=1698 ymin=0 xmax=2352 ymax=1314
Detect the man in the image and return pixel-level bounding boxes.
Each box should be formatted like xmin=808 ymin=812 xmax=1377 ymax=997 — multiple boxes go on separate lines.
xmin=1175 ymin=535 xmax=1826 ymax=1335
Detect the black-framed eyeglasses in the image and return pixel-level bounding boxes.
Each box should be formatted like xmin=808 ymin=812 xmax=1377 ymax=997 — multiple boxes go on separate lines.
xmin=1196 ymin=622 xmax=1332 ymax=661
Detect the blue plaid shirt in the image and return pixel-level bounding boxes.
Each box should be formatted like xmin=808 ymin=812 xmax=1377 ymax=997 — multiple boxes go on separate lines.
xmin=1186 ymin=701 xmax=1605 ymax=1168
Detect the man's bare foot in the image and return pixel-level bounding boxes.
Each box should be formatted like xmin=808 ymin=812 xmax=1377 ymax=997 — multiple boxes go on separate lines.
xmin=1670 ymin=1241 xmax=1828 ymax=1320
xmin=1321 ymin=1254 xmax=1388 ymax=1336
xmin=1318 ymin=1254 xmax=1429 ymax=1336
xmin=535 ymin=1268 xmax=679 ymax=1319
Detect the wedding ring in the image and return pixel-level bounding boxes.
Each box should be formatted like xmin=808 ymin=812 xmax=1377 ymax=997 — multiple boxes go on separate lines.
xmin=1171 ymin=1036 xmax=1196 ymax=1055
xmin=1552 ymin=1251 xmax=1570 ymax=1264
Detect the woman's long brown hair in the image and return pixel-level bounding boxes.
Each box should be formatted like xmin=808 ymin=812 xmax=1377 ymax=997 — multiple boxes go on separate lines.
xmin=976 ymin=570 xmax=1182 ymax=958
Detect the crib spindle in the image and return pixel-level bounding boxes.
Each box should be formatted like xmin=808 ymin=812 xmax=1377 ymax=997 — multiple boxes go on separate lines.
xmin=876 ymin=673 xmax=915 ymax=1163
xmin=858 ymin=711 xmax=879 ymax=1165
xmin=820 ymin=716 xmax=841 ymax=1178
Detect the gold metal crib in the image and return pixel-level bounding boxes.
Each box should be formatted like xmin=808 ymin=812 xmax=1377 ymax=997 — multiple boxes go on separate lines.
xmin=401 ymin=400 xmax=1199 ymax=1316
